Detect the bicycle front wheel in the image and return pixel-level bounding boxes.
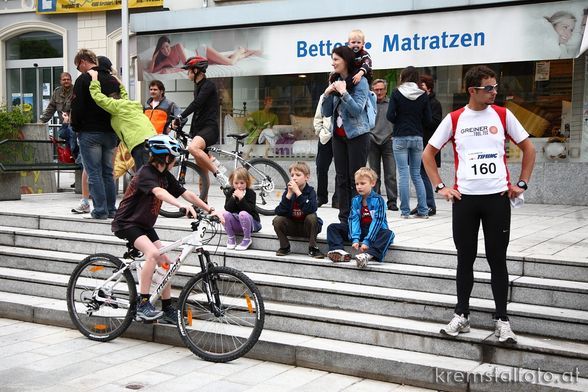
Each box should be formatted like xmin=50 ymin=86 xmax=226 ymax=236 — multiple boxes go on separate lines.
xmin=247 ymin=158 xmax=288 ymax=215
xmin=66 ymin=253 xmax=137 ymax=342
xmin=177 ymin=265 xmax=265 ymax=363
xmin=160 ymin=160 xmax=210 ymax=218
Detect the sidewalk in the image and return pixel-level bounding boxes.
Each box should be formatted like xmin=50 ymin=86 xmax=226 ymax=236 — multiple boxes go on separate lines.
xmin=1 ymin=190 xmax=587 ymax=263
xmin=0 ymin=318 xmax=432 ymax=392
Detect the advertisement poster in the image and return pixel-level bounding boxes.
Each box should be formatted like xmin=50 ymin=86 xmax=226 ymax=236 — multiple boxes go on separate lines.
xmin=137 ymin=0 xmax=587 ymax=81
xmin=37 ymin=0 xmax=163 ymax=14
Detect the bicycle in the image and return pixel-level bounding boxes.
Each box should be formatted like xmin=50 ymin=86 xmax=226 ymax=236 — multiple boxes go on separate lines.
xmin=66 ymin=212 xmax=265 ymax=363
xmin=159 ymin=117 xmax=289 ymax=218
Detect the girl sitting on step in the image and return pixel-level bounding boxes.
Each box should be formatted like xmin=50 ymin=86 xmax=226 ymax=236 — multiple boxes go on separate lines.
xmin=221 ymin=167 xmax=262 ymax=251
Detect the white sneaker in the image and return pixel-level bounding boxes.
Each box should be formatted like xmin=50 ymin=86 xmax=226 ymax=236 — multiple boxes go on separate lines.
xmin=235 ymin=238 xmax=252 ymax=251
xmin=440 ymin=314 xmax=470 ymax=337
xmin=495 ymin=319 xmax=517 ymax=344
xmin=71 ymin=200 xmax=90 ymax=214
xmin=215 ymin=172 xmax=230 ymax=188
xmin=327 ymin=249 xmax=351 ymax=263
xmin=226 ymin=237 xmax=236 ymax=250
xmin=355 ymin=253 xmax=373 ymax=269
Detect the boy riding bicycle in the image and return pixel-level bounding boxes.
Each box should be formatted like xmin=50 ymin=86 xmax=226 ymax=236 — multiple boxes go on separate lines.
xmin=111 ymin=134 xmax=219 ymax=323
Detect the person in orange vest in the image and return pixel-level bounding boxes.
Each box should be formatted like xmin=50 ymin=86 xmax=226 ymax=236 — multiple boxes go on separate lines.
xmin=143 ymin=80 xmax=181 ymax=134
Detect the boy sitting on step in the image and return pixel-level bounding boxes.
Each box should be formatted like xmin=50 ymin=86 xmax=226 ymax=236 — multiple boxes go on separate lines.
xmin=272 ymin=161 xmax=324 ymax=259
xmin=327 ymin=167 xmax=395 ymax=268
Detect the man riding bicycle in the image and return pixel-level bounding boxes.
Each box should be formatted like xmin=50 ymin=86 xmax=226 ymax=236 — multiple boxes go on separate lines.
xmin=175 ymin=56 xmax=228 ymax=188
xmin=111 ymin=134 xmax=218 ymax=322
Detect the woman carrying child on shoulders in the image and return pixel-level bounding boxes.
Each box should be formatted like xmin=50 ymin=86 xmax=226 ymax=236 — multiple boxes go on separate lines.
xmin=221 ymin=167 xmax=262 ymax=251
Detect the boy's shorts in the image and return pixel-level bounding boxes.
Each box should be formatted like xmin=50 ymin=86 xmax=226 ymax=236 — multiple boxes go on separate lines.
xmin=114 ymin=227 xmax=159 ymax=246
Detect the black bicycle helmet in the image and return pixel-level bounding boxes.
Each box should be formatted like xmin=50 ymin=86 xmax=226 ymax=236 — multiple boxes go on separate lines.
xmin=146 ymin=135 xmax=182 ymax=157
xmin=182 ymin=56 xmax=209 ymax=72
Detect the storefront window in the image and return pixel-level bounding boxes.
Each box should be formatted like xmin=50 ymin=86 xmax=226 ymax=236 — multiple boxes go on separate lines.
xmin=5 ymin=31 xmax=62 ymax=60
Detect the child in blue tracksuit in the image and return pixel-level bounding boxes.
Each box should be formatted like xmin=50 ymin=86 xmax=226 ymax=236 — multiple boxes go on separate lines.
xmin=327 ymin=167 xmax=395 ymax=268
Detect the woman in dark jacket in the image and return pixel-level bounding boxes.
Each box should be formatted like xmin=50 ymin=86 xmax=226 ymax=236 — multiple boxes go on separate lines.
xmin=387 ymin=66 xmax=432 ymax=219
xmin=321 ymin=45 xmax=371 ymax=223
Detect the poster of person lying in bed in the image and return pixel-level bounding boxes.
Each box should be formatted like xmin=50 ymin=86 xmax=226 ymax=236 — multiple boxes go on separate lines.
xmin=138 ymin=29 xmax=266 ymax=81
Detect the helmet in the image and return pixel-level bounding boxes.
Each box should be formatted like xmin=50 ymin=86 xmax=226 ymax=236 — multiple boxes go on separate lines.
xmin=146 ymin=135 xmax=182 ymax=157
xmin=182 ymin=56 xmax=208 ymax=72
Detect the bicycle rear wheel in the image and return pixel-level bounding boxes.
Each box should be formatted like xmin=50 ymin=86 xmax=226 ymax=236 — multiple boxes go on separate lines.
xmin=177 ymin=265 xmax=265 ymax=363
xmin=66 ymin=253 xmax=137 ymax=342
xmin=160 ymin=160 xmax=210 ymax=218
xmin=247 ymin=158 xmax=288 ymax=215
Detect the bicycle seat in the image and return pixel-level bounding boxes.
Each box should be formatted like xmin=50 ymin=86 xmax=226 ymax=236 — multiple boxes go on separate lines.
xmin=124 ymin=242 xmax=143 ymax=259
xmin=226 ymin=133 xmax=249 ymax=141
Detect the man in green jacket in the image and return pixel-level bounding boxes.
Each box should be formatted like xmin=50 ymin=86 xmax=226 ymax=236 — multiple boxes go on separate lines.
xmin=87 ymin=69 xmax=156 ymax=170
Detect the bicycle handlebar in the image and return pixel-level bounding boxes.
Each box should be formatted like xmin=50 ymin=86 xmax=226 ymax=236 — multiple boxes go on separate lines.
xmin=178 ymin=207 xmax=221 ymax=224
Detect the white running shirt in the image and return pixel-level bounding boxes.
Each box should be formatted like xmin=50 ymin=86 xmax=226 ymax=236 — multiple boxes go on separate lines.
xmin=428 ymin=105 xmax=529 ymax=195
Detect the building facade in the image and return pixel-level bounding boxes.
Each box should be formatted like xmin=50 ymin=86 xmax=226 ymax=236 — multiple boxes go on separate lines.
xmin=1 ymin=0 xmax=587 ymax=204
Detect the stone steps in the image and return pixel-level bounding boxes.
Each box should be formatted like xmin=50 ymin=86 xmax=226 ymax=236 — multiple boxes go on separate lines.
xmin=1 ymin=250 xmax=588 ymax=376
xmin=0 ymin=291 xmax=587 ymax=392
xmin=2 ymin=211 xmax=587 ymax=283
xmin=1 ymin=212 xmax=588 ymax=391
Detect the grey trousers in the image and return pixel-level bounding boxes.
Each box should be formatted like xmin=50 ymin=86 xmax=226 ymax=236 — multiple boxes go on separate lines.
xmin=368 ymin=139 xmax=397 ymax=206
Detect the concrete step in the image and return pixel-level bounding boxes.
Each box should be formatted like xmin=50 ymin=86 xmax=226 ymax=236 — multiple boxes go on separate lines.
xmin=1 ymin=253 xmax=587 ymax=343
xmin=2 ymin=213 xmax=588 ymax=283
xmin=0 ymin=292 xmax=587 ymax=392
xmin=2 ymin=227 xmax=588 ymax=313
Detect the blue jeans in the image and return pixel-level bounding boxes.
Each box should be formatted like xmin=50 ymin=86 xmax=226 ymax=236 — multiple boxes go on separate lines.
xmin=78 ymin=131 xmax=118 ymax=218
xmin=393 ymin=136 xmax=428 ymax=216
xmin=420 ymin=163 xmax=436 ymax=209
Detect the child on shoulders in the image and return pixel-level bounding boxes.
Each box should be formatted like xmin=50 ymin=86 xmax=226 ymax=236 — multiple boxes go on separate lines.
xmin=221 ymin=167 xmax=262 ymax=251
xmin=348 ymin=29 xmax=373 ymax=85
xmin=272 ymin=161 xmax=324 ymax=259
xmin=327 ymin=167 xmax=395 ymax=268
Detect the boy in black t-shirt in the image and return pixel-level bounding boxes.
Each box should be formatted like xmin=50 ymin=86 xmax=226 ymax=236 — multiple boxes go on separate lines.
xmin=272 ymin=162 xmax=324 ymax=259
xmin=112 ymin=135 xmax=219 ymax=323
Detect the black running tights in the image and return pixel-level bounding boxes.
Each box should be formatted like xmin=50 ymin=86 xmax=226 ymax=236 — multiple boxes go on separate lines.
xmin=452 ymin=193 xmax=511 ymax=320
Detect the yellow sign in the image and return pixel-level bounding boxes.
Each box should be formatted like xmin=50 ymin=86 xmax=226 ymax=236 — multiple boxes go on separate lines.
xmin=36 ymin=0 xmax=163 ymax=14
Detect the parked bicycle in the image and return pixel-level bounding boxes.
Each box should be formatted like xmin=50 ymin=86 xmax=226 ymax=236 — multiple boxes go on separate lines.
xmin=159 ymin=117 xmax=289 ymax=218
xmin=66 ymin=212 xmax=265 ymax=363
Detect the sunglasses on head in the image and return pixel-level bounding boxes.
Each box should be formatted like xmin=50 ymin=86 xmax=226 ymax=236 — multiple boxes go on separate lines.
xmin=473 ymin=84 xmax=498 ymax=92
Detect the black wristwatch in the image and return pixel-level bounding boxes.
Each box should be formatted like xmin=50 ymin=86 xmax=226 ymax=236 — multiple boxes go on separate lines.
xmin=435 ymin=183 xmax=446 ymax=193
xmin=516 ymin=180 xmax=528 ymax=190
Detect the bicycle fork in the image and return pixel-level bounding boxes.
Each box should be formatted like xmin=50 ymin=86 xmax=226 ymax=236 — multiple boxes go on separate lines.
xmin=199 ymin=251 xmax=224 ymax=317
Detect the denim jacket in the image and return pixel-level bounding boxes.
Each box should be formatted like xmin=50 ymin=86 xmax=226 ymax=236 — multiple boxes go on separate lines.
xmin=321 ymin=77 xmax=370 ymax=139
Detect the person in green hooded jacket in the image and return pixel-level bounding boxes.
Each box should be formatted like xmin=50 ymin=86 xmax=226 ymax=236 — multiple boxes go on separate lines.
xmin=87 ymin=68 xmax=156 ymax=170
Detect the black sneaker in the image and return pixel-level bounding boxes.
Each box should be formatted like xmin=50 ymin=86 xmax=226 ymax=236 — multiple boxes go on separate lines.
xmin=308 ymin=246 xmax=324 ymax=259
xmin=388 ymin=203 xmax=399 ymax=211
xmin=159 ymin=307 xmax=178 ymax=325
xmin=276 ymin=246 xmax=291 ymax=256
xmin=428 ymin=208 xmax=436 ymax=216
xmin=409 ymin=208 xmax=418 ymax=215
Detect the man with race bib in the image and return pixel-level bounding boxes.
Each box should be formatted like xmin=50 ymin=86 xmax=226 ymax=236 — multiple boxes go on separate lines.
xmin=422 ymin=65 xmax=536 ymax=344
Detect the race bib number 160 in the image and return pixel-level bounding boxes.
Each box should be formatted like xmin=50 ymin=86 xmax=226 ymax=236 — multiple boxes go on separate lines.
xmin=465 ymin=150 xmax=500 ymax=180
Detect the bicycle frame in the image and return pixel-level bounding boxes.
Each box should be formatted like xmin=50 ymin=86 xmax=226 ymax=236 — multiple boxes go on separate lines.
xmin=91 ymin=218 xmax=217 ymax=311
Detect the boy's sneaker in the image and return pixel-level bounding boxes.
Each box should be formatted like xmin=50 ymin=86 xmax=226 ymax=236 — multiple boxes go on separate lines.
xmin=308 ymin=246 xmax=324 ymax=259
xmin=440 ymin=314 xmax=470 ymax=337
xmin=136 ymin=301 xmax=163 ymax=321
xmin=215 ymin=172 xmax=230 ymax=188
xmin=495 ymin=319 xmax=517 ymax=344
xmin=235 ymin=238 xmax=252 ymax=251
xmin=355 ymin=253 xmax=373 ymax=269
xmin=226 ymin=237 xmax=237 ymax=250
xmin=276 ymin=246 xmax=291 ymax=256
xmin=160 ymin=307 xmax=178 ymax=325
xmin=72 ymin=200 xmax=90 ymax=214
xmin=327 ymin=249 xmax=351 ymax=263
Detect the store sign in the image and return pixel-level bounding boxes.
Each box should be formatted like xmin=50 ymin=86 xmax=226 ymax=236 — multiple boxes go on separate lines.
xmin=137 ymin=0 xmax=587 ymax=80
xmin=37 ymin=0 xmax=163 ymax=14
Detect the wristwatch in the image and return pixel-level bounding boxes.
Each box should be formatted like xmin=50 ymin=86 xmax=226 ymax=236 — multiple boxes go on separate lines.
xmin=435 ymin=183 xmax=446 ymax=193
xmin=516 ymin=180 xmax=528 ymax=190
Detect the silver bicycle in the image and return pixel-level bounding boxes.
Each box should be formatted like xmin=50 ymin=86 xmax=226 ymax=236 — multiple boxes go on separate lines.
xmin=66 ymin=212 xmax=265 ymax=363
xmin=159 ymin=117 xmax=289 ymax=218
